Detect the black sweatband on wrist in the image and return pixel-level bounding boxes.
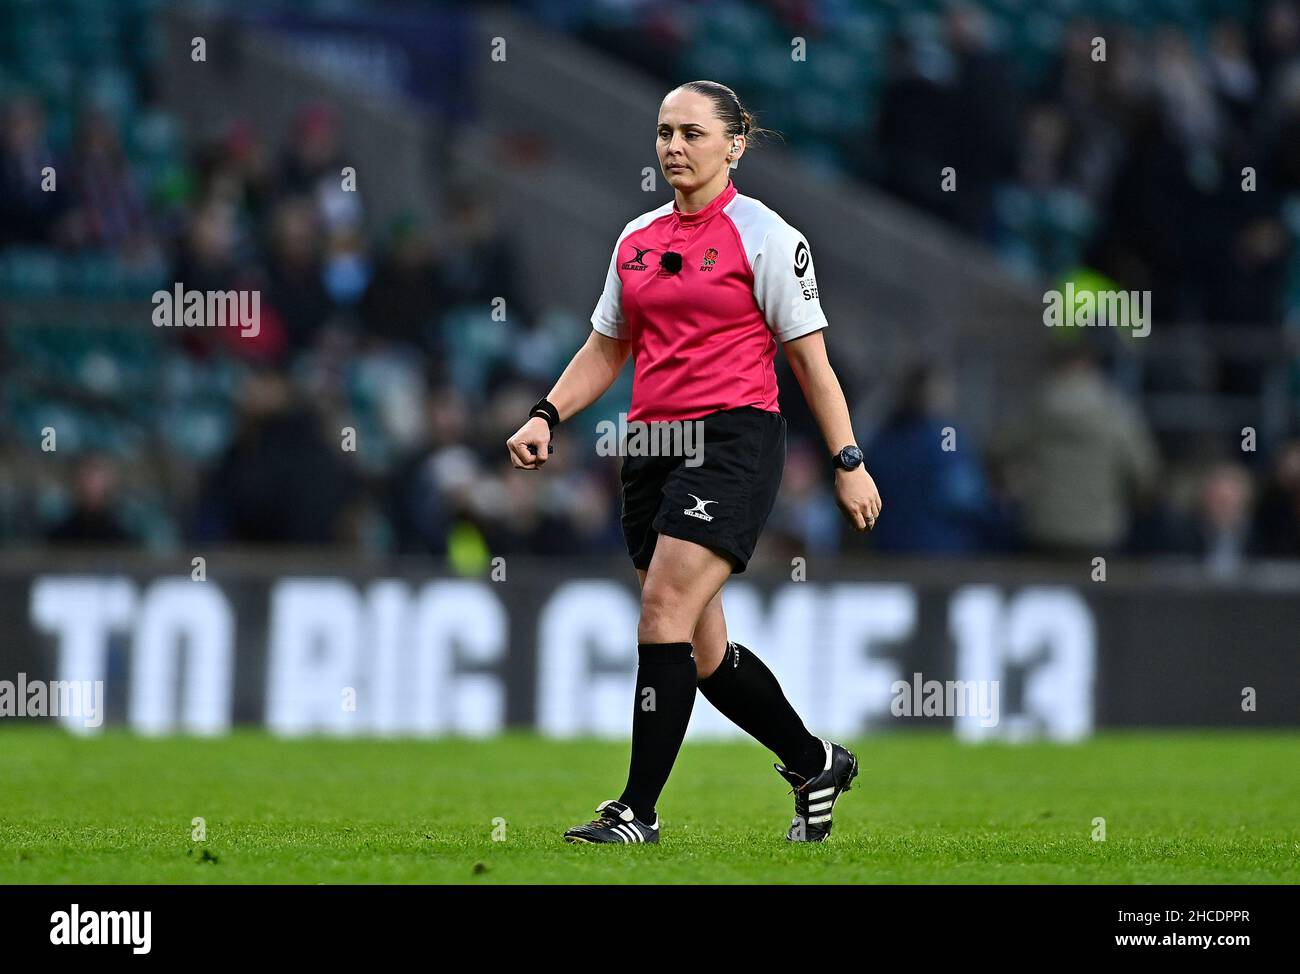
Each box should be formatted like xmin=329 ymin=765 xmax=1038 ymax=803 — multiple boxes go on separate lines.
xmin=529 ymin=398 xmax=560 ymax=429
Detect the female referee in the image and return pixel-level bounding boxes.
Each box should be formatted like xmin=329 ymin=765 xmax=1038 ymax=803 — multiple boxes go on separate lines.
xmin=506 ymin=80 xmax=882 ymax=845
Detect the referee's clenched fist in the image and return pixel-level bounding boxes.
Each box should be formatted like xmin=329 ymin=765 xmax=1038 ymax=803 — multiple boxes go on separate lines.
xmin=507 ymin=397 xmax=560 ymax=469
xmin=506 ymin=416 xmax=551 ymax=469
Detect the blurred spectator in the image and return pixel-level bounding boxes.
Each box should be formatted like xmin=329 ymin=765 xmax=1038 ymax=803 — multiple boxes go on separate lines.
xmin=1202 ymin=131 xmax=1289 ymax=344
xmin=389 ymin=385 xmax=473 ymax=555
xmin=65 ymin=108 xmax=155 ymax=259
xmin=1251 ymin=0 xmax=1300 ymax=92
xmin=170 ymin=199 xmax=290 ymax=363
xmin=1253 ymin=440 xmax=1300 ymax=557
xmin=1086 ymin=94 xmax=1195 ymax=325
xmin=172 ymin=199 xmax=242 ymax=294
xmin=401 ymin=443 xmax=483 ymax=558
xmin=194 ymin=118 xmax=277 ymax=226
xmin=874 ymin=35 xmax=950 ymax=216
xmin=764 ymin=439 xmax=842 ymax=562
xmin=321 ymin=226 xmax=372 ymax=307
xmin=1008 ymin=102 xmax=1099 ymax=277
xmin=196 ymin=370 xmax=359 ymax=544
xmin=262 ymin=196 xmax=335 ymax=354
xmin=359 ymin=216 xmax=445 ymax=353
xmin=1210 ymin=20 xmax=1259 ymax=129
xmin=558 ymin=465 xmax=624 ymax=555
xmin=1183 ymin=462 xmax=1257 ymax=576
xmin=440 ymin=189 xmax=530 ymax=322
xmin=992 ymin=339 xmax=1159 ymax=555
xmin=484 ymin=469 xmax=582 ymax=557
xmin=940 ymin=3 xmax=1019 ymax=237
xmin=46 ymin=455 xmax=133 ymax=546
xmin=1152 ymin=28 xmax=1220 ymax=152
xmin=865 ymin=364 xmax=1003 ymax=553
xmin=277 ymin=102 xmax=362 ymax=234
xmin=0 ymin=96 xmax=67 ymax=246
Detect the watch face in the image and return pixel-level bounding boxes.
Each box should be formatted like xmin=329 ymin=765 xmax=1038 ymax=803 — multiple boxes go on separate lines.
xmin=838 ymin=446 xmax=863 ymax=470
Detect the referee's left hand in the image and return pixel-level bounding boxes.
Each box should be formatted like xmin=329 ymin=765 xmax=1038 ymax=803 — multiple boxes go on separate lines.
xmin=835 ymin=467 xmax=882 ymax=532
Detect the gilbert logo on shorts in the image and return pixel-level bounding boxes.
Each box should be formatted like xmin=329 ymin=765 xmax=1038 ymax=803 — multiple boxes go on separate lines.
xmin=683 ymin=494 xmax=718 ymax=522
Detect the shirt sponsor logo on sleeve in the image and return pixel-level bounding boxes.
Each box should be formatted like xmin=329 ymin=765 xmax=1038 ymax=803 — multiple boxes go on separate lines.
xmin=794 ymin=240 xmax=818 ymax=299
xmin=793 ymin=240 xmax=810 ymax=276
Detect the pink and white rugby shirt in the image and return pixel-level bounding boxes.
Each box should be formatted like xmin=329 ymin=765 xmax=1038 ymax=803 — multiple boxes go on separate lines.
xmin=590 ymin=179 xmax=828 ymax=423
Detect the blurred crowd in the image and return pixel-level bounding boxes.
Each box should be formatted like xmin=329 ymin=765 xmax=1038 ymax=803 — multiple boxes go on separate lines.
xmin=5 ymin=0 xmax=1300 ymax=571
xmin=866 ymin=0 xmax=1300 ymax=566
xmin=858 ymin=341 xmax=1300 ymax=572
xmin=1 ymin=89 xmax=626 ymax=566
xmin=875 ymin=2 xmax=1300 ymax=342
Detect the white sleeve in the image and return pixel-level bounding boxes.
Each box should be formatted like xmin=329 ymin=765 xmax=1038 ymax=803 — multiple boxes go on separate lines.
xmin=590 ymin=233 xmax=627 ymax=340
xmin=752 ymin=222 xmax=828 ymax=343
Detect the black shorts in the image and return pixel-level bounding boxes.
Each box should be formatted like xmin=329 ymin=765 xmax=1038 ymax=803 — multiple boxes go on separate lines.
xmin=620 ymin=406 xmax=786 ymax=574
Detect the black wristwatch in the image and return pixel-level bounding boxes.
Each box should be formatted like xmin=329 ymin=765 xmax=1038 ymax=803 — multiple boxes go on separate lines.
xmin=832 ymin=444 xmax=864 ymax=472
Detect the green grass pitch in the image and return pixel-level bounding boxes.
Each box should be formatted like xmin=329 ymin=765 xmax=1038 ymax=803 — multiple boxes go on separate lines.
xmin=0 ymin=727 xmax=1296 ymax=884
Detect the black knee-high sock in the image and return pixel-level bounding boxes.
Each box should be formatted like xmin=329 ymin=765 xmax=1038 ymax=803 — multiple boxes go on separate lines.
xmin=697 ymin=641 xmax=826 ymax=779
xmin=618 ymin=641 xmax=698 ymax=823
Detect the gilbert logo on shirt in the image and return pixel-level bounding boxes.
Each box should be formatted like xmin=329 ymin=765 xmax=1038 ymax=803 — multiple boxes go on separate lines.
xmin=699 ymin=247 xmax=719 ymax=271
xmin=621 ymin=246 xmax=654 ymax=271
